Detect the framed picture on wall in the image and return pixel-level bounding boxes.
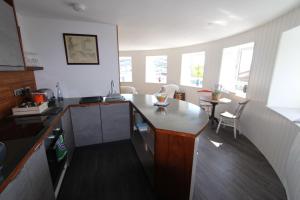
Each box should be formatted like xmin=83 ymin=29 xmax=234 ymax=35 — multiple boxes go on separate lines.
xmin=63 ymin=33 xmax=99 ymax=65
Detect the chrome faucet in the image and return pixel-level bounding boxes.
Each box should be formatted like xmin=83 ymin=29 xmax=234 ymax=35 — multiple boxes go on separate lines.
xmin=110 ymin=80 xmax=114 ymax=94
xmin=108 ymin=80 xmax=116 ymax=96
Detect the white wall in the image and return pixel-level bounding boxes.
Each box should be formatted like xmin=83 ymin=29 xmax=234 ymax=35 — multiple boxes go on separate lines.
xmin=18 ymin=15 xmax=119 ymax=98
xmin=121 ymin=6 xmax=300 ymax=200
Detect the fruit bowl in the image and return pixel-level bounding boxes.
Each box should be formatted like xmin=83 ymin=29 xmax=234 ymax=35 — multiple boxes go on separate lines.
xmin=155 ymin=93 xmax=168 ymax=105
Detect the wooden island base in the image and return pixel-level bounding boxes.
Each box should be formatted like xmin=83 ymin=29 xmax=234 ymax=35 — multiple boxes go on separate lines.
xmin=128 ymin=94 xmax=208 ymax=200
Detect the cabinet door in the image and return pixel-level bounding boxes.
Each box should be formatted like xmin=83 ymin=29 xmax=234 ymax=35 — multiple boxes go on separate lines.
xmin=61 ymin=109 xmax=75 ymax=164
xmin=0 ymin=143 xmax=54 ymax=200
xmin=25 ymin=142 xmax=55 ymax=200
xmin=101 ymin=103 xmax=131 ymax=143
xmin=71 ymin=105 xmax=102 ymax=147
xmin=0 ymin=166 xmax=32 ymax=200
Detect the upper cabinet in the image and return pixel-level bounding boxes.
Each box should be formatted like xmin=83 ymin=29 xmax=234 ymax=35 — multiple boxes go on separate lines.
xmin=0 ymin=0 xmax=25 ymax=71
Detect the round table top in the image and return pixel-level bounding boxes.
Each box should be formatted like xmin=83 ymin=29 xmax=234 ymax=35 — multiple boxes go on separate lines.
xmin=199 ymin=96 xmax=232 ymax=104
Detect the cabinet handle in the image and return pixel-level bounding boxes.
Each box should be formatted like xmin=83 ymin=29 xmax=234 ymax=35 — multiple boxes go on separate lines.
xmin=34 ymin=143 xmax=42 ymax=152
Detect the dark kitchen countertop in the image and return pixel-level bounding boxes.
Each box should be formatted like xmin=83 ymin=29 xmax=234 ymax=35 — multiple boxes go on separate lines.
xmin=0 ymin=95 xmax=209 ymax=191
xmin=0 ymin=97 xmax=129 ymax=189
xmin=0 ymin=98 xmax=79 ymax=189
xmin=124 ymin=94 xmax=209 ymax=135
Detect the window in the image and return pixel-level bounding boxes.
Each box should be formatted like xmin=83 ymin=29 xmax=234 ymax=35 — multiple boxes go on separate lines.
xmin=145 ymin=56 xmax=167 ymax=83
xmin=219 ymin=42 xmax=254 ymax=98
xmin=268 ymin=25 xmax=300 ymax=124
xmin=180 ymin=52 xmax=205 ymax=87
xmin=119 ymin=57 xmax=132 ymax=82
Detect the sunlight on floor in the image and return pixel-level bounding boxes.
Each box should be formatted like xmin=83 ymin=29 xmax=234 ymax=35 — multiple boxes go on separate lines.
xmin=210 ymin=140 xmax=223 ymax=147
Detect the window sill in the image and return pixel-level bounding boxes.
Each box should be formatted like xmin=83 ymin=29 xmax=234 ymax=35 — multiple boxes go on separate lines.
xmin=221 ymin=90 xmax=246 ymax=99
xmin=180 ymin=84 xmax=202 ymax=89
xmin=268 ymin=106 xmax=300 ymax=126
xmin=145 ymin=82 xmax=166 ymax=84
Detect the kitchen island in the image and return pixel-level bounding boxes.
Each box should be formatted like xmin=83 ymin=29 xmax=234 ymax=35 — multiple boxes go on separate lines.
xmin=0 ymin=94 xmax=209 ymax=200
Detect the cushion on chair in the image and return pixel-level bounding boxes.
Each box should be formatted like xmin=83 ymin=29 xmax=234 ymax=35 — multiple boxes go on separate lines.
xmin=220 ymin=111 xmax=236 ymax=119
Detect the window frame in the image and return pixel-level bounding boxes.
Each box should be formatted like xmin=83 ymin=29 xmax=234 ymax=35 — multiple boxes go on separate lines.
xmin=145 ymin=55 xmax=168 ymax=84
xmin=180 ymin=51 xmax=206 ymax=88
xmin=219 ymin=42 xmax=255 ymax=98
xmin=119 ymin=56 xmax=133 ymax=83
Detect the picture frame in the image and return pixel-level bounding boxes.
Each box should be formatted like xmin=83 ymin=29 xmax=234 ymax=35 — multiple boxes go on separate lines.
xmin=63 ymin=33 xmax=99 ymax=65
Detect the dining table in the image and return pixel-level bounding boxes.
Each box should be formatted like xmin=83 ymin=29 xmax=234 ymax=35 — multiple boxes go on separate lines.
xmin=199 ymin=96 xmax=232 ymax=126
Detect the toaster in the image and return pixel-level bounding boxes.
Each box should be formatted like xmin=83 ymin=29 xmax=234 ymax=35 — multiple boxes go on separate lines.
xmin=33 ymin=88 xmax=55 ymax=102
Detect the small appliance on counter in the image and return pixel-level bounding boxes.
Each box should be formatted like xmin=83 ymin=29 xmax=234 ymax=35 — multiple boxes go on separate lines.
xmin=33 ymin=88 xmax=55 ymax=104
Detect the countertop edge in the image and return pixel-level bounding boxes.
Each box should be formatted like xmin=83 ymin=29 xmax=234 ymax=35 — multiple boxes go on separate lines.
xmin=0 ymin=106 xmax=67 ymax=193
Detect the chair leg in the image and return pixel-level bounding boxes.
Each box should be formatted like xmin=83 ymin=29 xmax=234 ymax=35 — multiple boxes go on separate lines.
xmin=216 ymin=117 xmax=222 ymax=134
xmin=233 ymin=119 xmax=237 ymax=139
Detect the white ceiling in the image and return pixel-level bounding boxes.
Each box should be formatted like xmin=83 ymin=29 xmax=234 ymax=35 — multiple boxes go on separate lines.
xmin=14 ymin=0 xmax=300 ymax=51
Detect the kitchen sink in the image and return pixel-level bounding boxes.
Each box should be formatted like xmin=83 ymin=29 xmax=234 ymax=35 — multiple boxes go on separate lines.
xmin=79 ymin=96 xmax=103 ymax=104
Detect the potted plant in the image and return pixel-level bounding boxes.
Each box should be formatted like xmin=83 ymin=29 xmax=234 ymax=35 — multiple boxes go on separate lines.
xmin=211 ymin=84 xmax=222 ymax=100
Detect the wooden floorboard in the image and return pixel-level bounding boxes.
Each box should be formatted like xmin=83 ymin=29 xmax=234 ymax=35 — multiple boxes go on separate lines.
xmin=57 ymin=128 xmax=286 ymax=200
xmin=57 ymin=140 xmax=156 ymax=200
xmin=193 ymin=127 xmax=287 ymax=200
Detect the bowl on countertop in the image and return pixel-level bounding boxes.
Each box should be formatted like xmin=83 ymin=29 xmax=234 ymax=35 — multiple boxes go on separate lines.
xmin=155 ymin=93 xmax=168 ymax=104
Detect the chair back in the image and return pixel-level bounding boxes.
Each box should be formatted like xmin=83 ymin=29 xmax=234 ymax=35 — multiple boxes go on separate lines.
xmin=160 ymin=84 xmax=180 ymax=98
xmin=120 ymin=86 xmax=138 ymax=94
xmin=234 ymin=100 xmax=249 ymax=119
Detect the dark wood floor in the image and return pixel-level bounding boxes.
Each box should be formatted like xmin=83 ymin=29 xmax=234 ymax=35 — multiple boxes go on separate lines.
xmin=57 ymin=140 xmax=156 ymax=200
xmin=58 ymin=128 xmax=286 ymax=200
xmin=193 ymin=127 xmax=287 ymax=200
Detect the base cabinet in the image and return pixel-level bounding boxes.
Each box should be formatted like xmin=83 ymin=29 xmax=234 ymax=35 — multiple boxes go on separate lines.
xmin=26 ymin=143 xmax=55 ymax=200
xmin=0 ymin=143 xmax=55 ymax=200
xmin=100 ymin=103 xmax=131 ymax=143
xmin=71 ymin=105 xmax=102 ymax=147
xmin=0 ymin=167 xmax=32 ymax=200
xmin=70 ymin=103 xmax=131 ymax=146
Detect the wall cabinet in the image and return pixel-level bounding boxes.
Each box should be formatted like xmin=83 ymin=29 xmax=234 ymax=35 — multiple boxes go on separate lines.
xmin=61 ymin=109 xmax=75 ymax=164
xmin=70 ymin=105 xmax=102 ymax=147
xmin=0 ymin=143 xmax=55 ymax=200
xmin=100 ymin=103 xmax=131 ymax=143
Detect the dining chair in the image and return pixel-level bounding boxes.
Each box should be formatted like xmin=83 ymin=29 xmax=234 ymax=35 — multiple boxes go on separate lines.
xmin=160 ymin=84 xmax=180 ymax=98
xmin=198 ymin=89 xmax=212 ymax=115
xmin=216 ymin=100 xmax=249 ymax=139
xmin=120 ymin=86 xmax=138 ymax=94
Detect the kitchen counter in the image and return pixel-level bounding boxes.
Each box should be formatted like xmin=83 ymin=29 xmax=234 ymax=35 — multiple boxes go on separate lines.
xmin=125 ymin=94 xmax=208 ymax=135
xmin=0 ymin=98 xmax=81 ymax=191
xmin=0 ymin=95 xmax=209 ymax=194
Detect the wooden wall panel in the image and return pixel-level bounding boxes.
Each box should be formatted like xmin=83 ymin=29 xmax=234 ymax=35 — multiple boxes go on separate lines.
xmin=0 ymin=71 xmax=36 ymax=119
